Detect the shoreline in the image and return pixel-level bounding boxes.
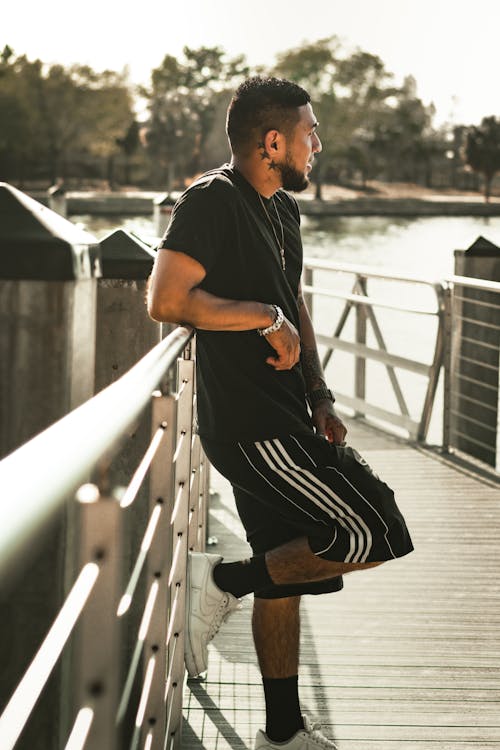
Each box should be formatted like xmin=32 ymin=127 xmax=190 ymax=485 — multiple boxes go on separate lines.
xmin=296 ymin=196 xmax=500 ymax=217
xmin=28 ymin=188 xmax=500 ymax=218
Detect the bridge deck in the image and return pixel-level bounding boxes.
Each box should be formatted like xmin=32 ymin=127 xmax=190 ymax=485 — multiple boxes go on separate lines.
xmin=182 ymin=419 xmax=500 ymax=750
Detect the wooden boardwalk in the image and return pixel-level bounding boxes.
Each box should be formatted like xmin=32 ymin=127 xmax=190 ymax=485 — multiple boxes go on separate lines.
xmin=182 ymin=420 xmax=500 ymax=750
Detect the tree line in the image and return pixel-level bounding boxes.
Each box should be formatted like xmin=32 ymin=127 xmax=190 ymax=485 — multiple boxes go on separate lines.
xmin=1 ymin=40 xmax=499 ymax=200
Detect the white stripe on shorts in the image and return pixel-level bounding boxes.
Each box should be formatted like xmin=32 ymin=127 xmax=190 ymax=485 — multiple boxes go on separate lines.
xmin=237 ymin=443 xmax=327 ymax=526
xmin=326 ymin=463 xmax=397 ymax=560
xmin=272 ymin=439 xmax=373 ymax=563
xmin=291 ymin=437 xmax=396 ymax=561
xmin=271 ymin=439 xmax=371 ymax=563
xmin=256 ymin=439 xmax=372 ymax=563
xmin=259 ymin=440 xmax=360 ymax=562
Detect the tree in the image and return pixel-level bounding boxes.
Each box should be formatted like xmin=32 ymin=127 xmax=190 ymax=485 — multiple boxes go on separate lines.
xmin=366 ymin=77 xmax=438 ymax=184
xmin=272 ymin=38 xmax=398 ymax=198
xmin=0 ymin=53 xmax=41 ymax=182
xmin=116 ymin=120 xmax=140 ymax=184
xmin=272 ymin=38 xmax=338 ymax=198
xmin=143 ymin=46 xmax=249 ymax=188
xmin=465 ymin=116 xmax=500 ymax=201
xmin=0 ymin=51 xmax=135 ymax=184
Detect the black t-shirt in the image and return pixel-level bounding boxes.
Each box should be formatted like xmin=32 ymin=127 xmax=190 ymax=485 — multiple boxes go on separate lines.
xmin=159 ymin=164 xmax=312 ymax=443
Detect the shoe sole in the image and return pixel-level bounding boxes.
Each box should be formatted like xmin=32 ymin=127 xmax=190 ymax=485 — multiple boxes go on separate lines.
xmin=184 ymin=554 xmax=207 ymax=678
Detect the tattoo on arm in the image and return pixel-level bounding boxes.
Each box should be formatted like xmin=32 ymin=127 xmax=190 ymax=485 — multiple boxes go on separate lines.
xmin=301 ymin=345 xmax=326 ymax=392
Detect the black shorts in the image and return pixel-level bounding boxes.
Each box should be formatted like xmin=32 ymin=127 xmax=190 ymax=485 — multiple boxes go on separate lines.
xmin=202 ymin=432 xmax=413 ymax=599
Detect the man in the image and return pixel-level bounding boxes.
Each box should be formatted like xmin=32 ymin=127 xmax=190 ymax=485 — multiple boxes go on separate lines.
xmin=148 ymin=76 xmax=413 ymax=750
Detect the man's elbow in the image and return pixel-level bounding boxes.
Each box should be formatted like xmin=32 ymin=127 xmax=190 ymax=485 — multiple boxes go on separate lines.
xmin=147 ymin=296 xmax=180 ymax=324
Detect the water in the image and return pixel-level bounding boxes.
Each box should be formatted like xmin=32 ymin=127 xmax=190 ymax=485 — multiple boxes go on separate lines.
xmin=74 ymin=212 xmax=500 ymax=277
xmin=76 ymin=212 xmax=500 ymax=446
xmin=300 ymin=214 xmax=500 ymax=277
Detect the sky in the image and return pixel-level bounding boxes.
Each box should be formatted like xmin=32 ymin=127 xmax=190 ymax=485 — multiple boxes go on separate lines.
xmin=4 ymin=0 xmax=500 ymax=127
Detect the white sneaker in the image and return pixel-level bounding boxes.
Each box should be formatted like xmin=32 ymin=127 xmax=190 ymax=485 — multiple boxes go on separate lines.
xmin=184 ymin=552 xmax=241 ymax=677
xmin=255 ymin=716 xmax=338 ymax=750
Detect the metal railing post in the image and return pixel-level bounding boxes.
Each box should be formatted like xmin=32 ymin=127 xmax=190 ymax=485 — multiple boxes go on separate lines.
xmin=442 ymin=283 xmax=454 ymax=453
xmin=165 ymin=356 xmax=195 ymax=748
xmin=188 ymin=433 xmax=203 ymax=552
xmin=416 ymin=283 xmax=447 ymax=443
xmin=131 ymin=391 xmax=177 ymax=750
xmin=70 ymin=483 xmax=123 ymax=750
xmin=354 ymin=275 xmax=367 ymax=416
xmin=303 ymin=265 xmax=314 ymax=319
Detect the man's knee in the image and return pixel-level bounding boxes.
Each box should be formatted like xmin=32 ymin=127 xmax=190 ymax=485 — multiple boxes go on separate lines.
xmin=254 ymin=594 xmax=301 ymax=611
xmin=341 ymin=560 xmax=384 ymax=573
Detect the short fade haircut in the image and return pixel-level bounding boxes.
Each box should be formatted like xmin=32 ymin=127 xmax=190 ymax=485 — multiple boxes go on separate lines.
xmin=226 ymin=76 xmax=311 ymax=155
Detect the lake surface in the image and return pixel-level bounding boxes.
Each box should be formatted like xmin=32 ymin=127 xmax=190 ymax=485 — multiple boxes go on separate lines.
xmin=76 ymin=212 xmax=500 ymax=446
xmin=75 ymin=212 xmax=500 ymax=278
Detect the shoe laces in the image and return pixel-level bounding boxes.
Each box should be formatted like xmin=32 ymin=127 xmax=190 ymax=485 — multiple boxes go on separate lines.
xmin=303 ymin=717 xmax=338 ymax=750
xmin=207 ymin=594 xmax=241 ymax=640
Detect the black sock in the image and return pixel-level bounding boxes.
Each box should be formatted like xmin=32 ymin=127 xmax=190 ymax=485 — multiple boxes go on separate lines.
xmin=212 ymin=555 xmax=273 ymax=598
xmin=263 ymin=675 xmax=304 ymax=742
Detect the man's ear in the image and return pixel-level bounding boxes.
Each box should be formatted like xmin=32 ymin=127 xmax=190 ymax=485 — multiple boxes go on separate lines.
xmin=263 ymin=129 xmax=284 ymax=156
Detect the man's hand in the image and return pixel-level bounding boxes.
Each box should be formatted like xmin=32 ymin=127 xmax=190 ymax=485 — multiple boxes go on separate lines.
xmin=265 ymin=318 xmax=301 ymax=371
xmin=312 ymin=401 xmax=348 ymax=445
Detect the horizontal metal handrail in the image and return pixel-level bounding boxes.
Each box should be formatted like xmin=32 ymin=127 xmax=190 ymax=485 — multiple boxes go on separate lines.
xmin=458 ymin=354 xmax=499 ymax=372
xmin=450 ymin=428 xmax=497 ymax=455
xmin=303 ymin=256 xmax=442 ymax=288
xmin=447 ymin=275 xmax=500 ymax=293
xmin=302 ymin=283 xmax=438 ymax=315
xmin=460 ymin=335 xmax=499 ymax=352
xmin=450 ymin=410 xmax=497 ymax=433
xmin=0 ymin=326 xmax=193 ymax=583
xmin=454 ymin=391 xmax=498 ymax=413
xmin=315 ymin=333 xmax=432 ymax=375
xmin=454 ymin=294 xmax=500 ymax=311
xmin=457 ymin=315 xmax=500 ymax=332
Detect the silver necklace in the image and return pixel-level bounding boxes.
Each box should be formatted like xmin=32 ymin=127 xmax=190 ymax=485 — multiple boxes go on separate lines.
xmin=257 ymin=193 xmax=286 ymax=270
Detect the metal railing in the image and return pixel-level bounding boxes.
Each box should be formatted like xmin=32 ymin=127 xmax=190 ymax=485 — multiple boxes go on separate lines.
xmin=0 ymin=259 xmax=498 ymax=750
xmin=303 ymin=258 xmax=447 ymax=442
xmin=443 ymin=275 xmax=500 ymax=471
xmin=0 ymin=326 xmax=208 ymax=750
xmin=303 ymin=258 xmax=500 ymax=471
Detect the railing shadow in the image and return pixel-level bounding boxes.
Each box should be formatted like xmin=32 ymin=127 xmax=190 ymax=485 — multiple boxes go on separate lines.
xmin=184 ymin=680 xmax=250 ymax=750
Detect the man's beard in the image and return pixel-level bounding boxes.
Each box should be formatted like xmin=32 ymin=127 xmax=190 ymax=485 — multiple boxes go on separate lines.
xmin=277 ymin=150 xmax=309 ymax=192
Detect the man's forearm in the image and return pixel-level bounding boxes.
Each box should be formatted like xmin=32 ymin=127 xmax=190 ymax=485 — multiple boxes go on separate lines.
xmin=149 ymin=282 xmax=275 ymax=332
xmin=297 ymin=291 xmax=327 ymax=392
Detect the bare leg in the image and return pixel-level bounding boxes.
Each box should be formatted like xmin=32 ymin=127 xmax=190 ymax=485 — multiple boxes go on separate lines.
xmin=266 ymin=536 xmax=382 ymax=585
xmin=253 ymin=596 xmax=304 ymax=741
xmin=253 ymin=596 xmax=300 ymax=677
